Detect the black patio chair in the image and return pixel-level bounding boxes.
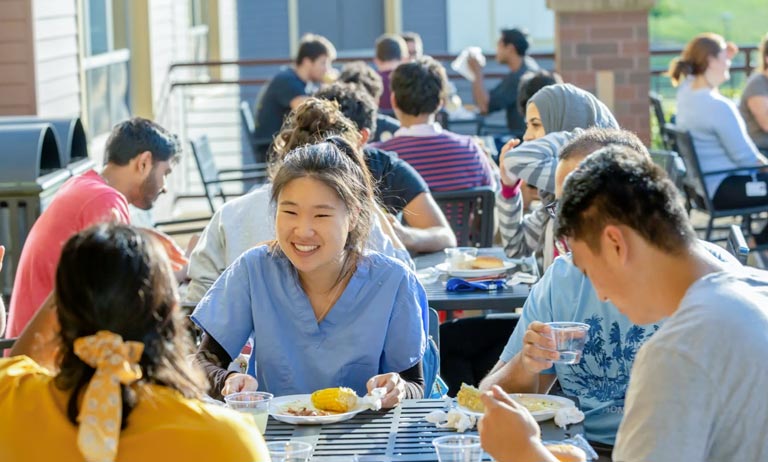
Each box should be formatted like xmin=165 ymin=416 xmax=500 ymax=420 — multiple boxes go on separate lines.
xmin=239 ymin=101 xmax=273 ymax=164
xmin=650 ymin=149 xmax=686 ymax=190
xmin=650 ymin=92 xmax=672 ymax=150
xmin=666 ymin=123 xmax=768 ymax=242
xmin=0 ymin=337 xmax=16 ymax=353
xmin=158 ymin=135 xmax=269 ymax=235
xmin=431 ymin=186 xmax=495 ymax=248
xmin=727 ymin=224 xmax=750 ymax=265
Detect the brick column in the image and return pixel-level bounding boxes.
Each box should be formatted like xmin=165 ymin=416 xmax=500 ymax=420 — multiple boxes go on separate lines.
xmin=547 ymin=0 xmax=656 ymax=145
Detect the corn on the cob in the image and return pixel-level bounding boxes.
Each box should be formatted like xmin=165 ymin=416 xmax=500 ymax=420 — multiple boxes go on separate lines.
xmin=311 ymin=387 xmax=358 ymax=413
xmin=456 ymin=383 xmax=484 ymax=413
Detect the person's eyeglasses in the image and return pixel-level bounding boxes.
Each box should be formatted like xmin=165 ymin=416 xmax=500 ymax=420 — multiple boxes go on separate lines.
xmin=554 ymin=237 xmax=571 ymax=255
xmin=544 ymin=200 xmax=559 ymax=220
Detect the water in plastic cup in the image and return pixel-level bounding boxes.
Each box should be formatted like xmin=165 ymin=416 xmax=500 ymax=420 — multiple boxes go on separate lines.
xmin=546 ymin=322 xmax=590 ymax=364
xmin=444 ymin=247 xmax=478 ymax=270
xmin=224 ymin=391 xmax=273 ymax=434
xmin=433 ymin=435 xmax=483 ymax=462
xmin=266 ymin=441 xmax=313 ymax=462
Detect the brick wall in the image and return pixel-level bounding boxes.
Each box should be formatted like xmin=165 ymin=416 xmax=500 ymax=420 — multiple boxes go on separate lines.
xmin=554 ymin=10 xmax=651 ymax=144
xmin=0 ymin=0 xmax=37 ymax=115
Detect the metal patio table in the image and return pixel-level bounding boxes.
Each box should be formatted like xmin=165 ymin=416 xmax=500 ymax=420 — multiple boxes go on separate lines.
xmin=413 ymin=249 xmax=533 ymax=312
xmin=263 ymin=398 xmax=584 ymax=461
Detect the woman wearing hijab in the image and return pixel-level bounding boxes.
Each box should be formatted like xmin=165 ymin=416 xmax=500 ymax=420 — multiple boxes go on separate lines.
xmin=497 ymin=83 xmax=618 ymax=270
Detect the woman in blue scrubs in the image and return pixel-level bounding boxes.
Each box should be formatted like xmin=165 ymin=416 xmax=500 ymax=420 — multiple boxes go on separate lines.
xmin=192 ymin=138 xmax=427 ymax=408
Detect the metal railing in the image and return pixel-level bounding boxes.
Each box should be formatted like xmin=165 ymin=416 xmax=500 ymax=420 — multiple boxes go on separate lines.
xmin=153 ymin=45 xmax=760 ymax=213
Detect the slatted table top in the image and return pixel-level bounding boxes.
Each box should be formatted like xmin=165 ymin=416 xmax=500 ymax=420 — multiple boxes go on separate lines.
xmin=264 ymin=399 xmax=584 ymax=461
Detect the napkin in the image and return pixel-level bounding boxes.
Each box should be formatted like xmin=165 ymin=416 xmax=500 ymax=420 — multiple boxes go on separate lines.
xmin=554 ymin=406 xmax=585 ymax=429
xmin=359 ymin=387 xmax=387 ymax=411
xmin=425 ymin=408 xmax=476 ymax=433
xmin=446 ymin=278 xmax=505 ymax=292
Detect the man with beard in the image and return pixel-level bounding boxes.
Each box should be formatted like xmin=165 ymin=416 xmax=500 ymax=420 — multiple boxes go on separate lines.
xmin=6 ymin=117 xmax=186 ymax=338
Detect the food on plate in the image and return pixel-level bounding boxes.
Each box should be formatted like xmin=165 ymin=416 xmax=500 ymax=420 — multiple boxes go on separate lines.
xmin=470 ymin=256 xmax=505 ymax=269
xmin=544 ymin=443 xmax=587 ymax=462
xmin=513 ymin=395 xmax=566 ymax=413
xmin=456 ymin=383 xmax=484 ymax=413
xmin=282 ymin=404 xmax=333 ymax=417
xmin=310 ymin=387 xmax=358 ymax=413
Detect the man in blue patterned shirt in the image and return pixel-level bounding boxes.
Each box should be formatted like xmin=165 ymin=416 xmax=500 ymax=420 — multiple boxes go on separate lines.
xmin=479 ymin=128 xmax=739 ymax=447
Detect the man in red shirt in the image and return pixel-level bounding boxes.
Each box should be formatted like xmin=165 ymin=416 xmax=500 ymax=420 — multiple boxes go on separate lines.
xmin=6 ymin=117 xmax=186 ymax=338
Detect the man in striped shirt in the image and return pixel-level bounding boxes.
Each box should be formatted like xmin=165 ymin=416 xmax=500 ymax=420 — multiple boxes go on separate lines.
xmin=372 ymin=57 xmax=498 ymax=193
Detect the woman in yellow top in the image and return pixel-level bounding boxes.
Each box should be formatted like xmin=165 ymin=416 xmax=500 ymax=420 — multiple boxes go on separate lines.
xmin=0 ymin=223 xmax=269 ymax=462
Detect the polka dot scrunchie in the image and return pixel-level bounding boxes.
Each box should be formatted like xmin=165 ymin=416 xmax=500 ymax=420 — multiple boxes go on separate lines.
xmin=73 ymin=331 xmax=144 ymax=462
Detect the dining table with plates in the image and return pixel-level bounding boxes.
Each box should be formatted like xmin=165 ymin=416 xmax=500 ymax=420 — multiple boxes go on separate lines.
xmin=413 ymin=247 xmax=536 ymax=313
xmin=262 ymin=398 xmax=585 ymax=461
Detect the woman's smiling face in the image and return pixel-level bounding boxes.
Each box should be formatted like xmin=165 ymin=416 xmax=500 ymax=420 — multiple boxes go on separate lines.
xmin=276 ymin=176 xmax=352 ymax=277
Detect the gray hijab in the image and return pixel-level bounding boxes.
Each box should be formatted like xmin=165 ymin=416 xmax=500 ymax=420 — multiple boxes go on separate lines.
xmin=529 ymin=83 xmax=618 ymax=133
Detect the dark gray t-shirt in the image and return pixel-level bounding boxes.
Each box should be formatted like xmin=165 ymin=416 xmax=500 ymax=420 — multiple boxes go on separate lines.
xmin=488 ymin=56 xmax=539 ymax=134
xmin=739 ymin=72 xmax=768 ymax=150
xmin=253 ymin=67 xmax=309 ymax=143
xmin=364 ymin=147 xmax=429 ymax=213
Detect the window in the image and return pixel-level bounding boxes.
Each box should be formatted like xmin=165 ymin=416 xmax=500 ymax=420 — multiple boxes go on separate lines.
xmin=84 ymin=0 xmax=114 ymax=56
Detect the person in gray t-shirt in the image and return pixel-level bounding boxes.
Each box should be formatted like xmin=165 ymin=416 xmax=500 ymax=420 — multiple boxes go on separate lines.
xmin=739 ymin=34 xmax=768 ymax=152
xmin=477 ymin=145 xmax=768 ymax=462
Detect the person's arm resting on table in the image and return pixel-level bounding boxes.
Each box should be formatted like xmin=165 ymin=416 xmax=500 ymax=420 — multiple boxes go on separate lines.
xmin=398 ymin=193 xmax=457 ymax=252
xmin=479 ymin=270 xmax=559 ymax=394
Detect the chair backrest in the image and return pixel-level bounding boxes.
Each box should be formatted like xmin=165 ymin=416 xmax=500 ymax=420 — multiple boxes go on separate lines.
xmin=665 ymin=124 xmax=714 ymax=212
xmin=727 ymin=224 xmax=750 ymax=264
xmin=649 ymin=92 xmax=671 ymax=149
xmin=239 ymin=101 xmax=256 ymax=140
xmin=650 ymin=149 xmax=687 ymax=190
xmin=423 ymin=307 xmax=447 ymax=398
xmin=0 ymin=337 xmax=16 ymax=353
xmin=428 ymin=307 xmax=440 ymax=348
xmin=190 ymin=135 xmax=223 ymax=213
xmin=431 ymin=186 xmax=495 ymax=247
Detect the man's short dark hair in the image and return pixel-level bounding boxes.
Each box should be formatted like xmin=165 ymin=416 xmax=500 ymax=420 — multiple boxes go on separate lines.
xmin=375 ymin=34 xmax=407 ymax=62
xmin=517 ymin=70 xmax=562 ymax=115
xmin=315 ymin=82 xmax=377 ymax=133
xmin=104 ymin=117 xmax=181 ymax=166
xmin=401 ymin=31 xmax=423 ymax=57
xmin=559 ymin=128 xmax=647 ymax=162
xmin=339 ymin=61 xmax=384 ymax=100
xmin=295 ymin=34 xmax=336 ymax=65
xmin=501 ymin=28 xmax=530 ymax=56
xmin=391 ymin=57 xmax=447 ymax=116
xmin=556 ymin=145 xmax=696 ymax=253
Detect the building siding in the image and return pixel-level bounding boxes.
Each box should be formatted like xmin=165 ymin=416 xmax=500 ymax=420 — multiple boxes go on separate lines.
xmin=0 ymin=0 xmax=37 ymax=115
xmin=402 ymin=0 xmax=448 ymax=53
xmin=32 ymin=0 xmax=80 ymax=117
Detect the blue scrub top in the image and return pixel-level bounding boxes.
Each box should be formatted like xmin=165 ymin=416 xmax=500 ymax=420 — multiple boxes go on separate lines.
xmin=192 ymin=246 xmax=427 ymax=397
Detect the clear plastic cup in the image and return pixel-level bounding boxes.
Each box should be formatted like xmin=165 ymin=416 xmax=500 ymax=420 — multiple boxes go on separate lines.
xmin=433 ymin=435 xmax=483 ymax=462
xmin=444 ymin=247 xmax=478 ymax=270
xmin=266 ymin=441 xmax=313 ymax=462
xmin=546 ymin=322 xmax=590 ymax=364
xmin=224 ymin=391 xmax=273 ymax=434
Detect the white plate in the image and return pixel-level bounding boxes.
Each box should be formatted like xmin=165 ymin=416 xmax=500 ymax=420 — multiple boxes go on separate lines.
xmin=455 ymin=394 xmax=576 ymax=422
xmin=435 ymin=261 xmax=517 ymax=278
xmin=269 ymin=394 xmax=367 ymax=425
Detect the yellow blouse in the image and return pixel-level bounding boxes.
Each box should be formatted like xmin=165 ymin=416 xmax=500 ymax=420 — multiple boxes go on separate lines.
xmin=0 ymin=356 xmax=270 ymax=462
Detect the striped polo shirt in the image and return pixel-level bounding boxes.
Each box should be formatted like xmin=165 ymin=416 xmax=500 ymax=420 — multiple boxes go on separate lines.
xmin=372 ymin=123 xmax=496 ymax=192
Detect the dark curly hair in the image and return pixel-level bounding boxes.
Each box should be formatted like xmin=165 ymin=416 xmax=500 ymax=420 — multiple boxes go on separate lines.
xmin=390 ymin=57 xmax=448 ymax=116
xmin=559 ymin=127 xmax=647 ymax=162
xmin=54 ymin=223 xmax=206 ymax=430
xmin=339 ymin=61 xmax=384 ymax=101
xmin=105 ymin=117 xmax=181 ymax=166
xmin=555 ymin=145 xmax=695 ymax=253
xmin=272 ymin=98 xmax=361 ymax=166
xmin=316 ymin=82 xmax=377 ymax=133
